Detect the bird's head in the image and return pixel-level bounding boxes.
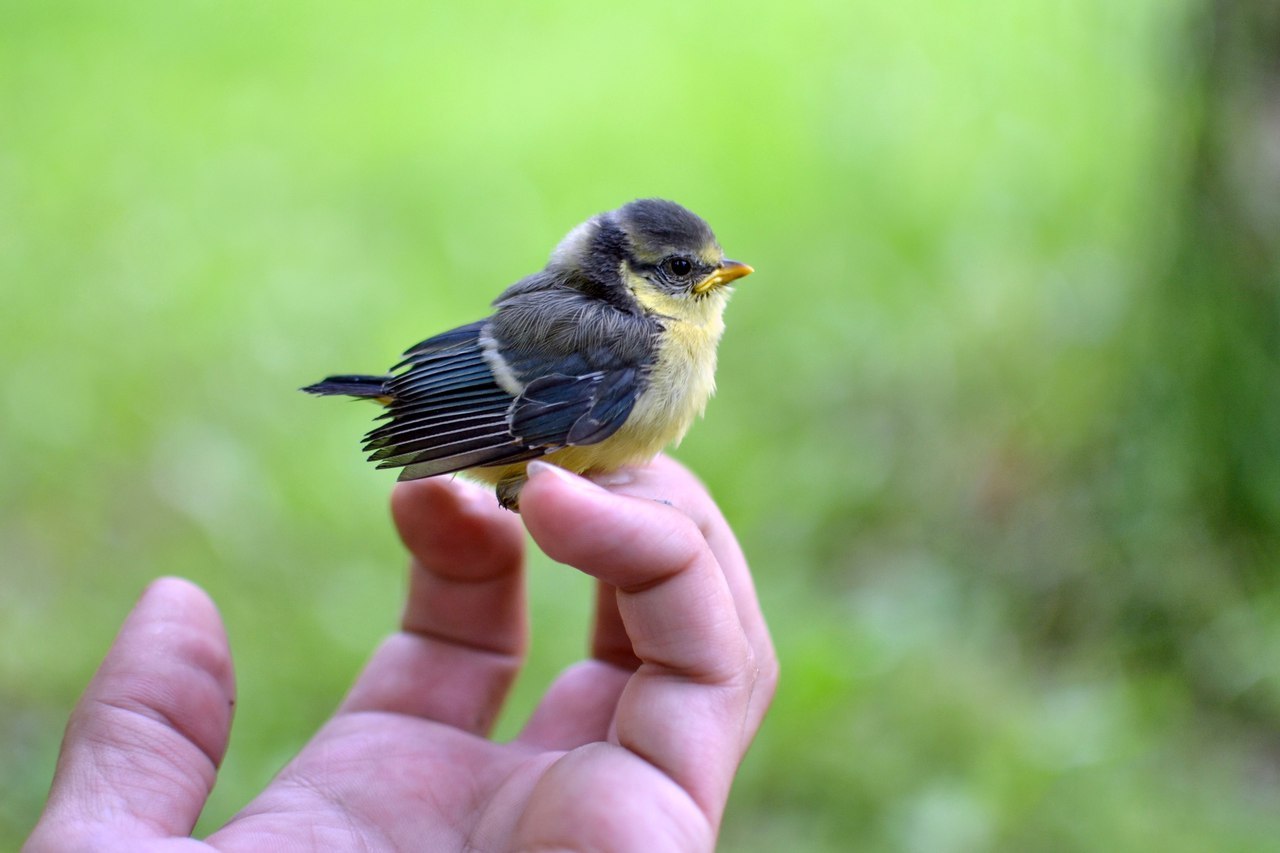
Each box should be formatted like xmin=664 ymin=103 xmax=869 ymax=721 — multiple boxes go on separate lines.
xmin=550 ymin=199 xmax=753 ymax=317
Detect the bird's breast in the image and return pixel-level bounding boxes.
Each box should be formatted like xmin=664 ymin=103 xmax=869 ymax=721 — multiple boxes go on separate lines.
xmin=588 ymin=300 xmax=726 ymax=466
xmin=631 ymin=313 xmax=724 ymax=439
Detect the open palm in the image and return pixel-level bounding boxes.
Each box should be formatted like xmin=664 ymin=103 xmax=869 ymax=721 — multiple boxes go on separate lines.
xmin=28 ymin=458 xmax=776 ymax=852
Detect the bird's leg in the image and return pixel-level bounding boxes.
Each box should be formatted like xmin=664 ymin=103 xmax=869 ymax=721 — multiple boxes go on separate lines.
xmin=495 ymin=473 xmax=527 ymax=513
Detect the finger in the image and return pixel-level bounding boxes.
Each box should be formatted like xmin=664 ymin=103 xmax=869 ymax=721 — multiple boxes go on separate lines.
xmin=590 ymin=580 xmax=641 ymax=669
xmin=519 ymin=461 xmax=771 ymax=826
xmin=340 ymin=476 xmax=527 ymax=735
xmin=515 ymin=659 xmax=630 ymax=750
xmin=523 ymin=456 xmax=781 ymax=746
xmin=29 ymin=578 xmax=235 ymax=846
xmin=591 ymin=457 xmax=777 ymax=736
xmin=515 ymin=583 xmax=637 ymax=750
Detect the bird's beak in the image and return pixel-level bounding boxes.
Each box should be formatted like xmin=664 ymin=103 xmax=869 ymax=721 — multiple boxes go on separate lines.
xmin=693 ymin=259 xmax=754 ymax=295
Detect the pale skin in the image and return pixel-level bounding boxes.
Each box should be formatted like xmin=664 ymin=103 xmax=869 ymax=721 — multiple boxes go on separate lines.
xmin=26 ymin=456 xmax=778 ymax=852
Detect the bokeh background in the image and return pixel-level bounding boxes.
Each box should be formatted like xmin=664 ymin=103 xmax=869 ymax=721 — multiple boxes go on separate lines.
xmin=4 ymin=0 xmax=1279 ymax=849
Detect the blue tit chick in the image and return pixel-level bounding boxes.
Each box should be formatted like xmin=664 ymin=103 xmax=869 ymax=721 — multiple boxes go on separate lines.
xmin=303 ymin=198 xmax=753 ymax=510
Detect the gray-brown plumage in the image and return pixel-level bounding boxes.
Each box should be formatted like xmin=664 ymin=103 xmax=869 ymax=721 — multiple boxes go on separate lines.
xmin=304 ymin=199 xmax=752 ymax=509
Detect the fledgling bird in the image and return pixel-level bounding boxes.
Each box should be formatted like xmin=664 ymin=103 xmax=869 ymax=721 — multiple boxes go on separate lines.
xmin=303 ymin=198 xmax=752 ymax=510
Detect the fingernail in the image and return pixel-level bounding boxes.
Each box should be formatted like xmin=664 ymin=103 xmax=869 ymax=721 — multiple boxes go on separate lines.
xmin=527 ymin=460 xmax=600 ymax=491
xmin=588 ymin=467 xmax=637 ymax=488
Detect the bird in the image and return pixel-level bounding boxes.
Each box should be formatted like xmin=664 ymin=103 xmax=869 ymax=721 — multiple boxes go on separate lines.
xmin=303 ymin=198 xmax=752 ymax=510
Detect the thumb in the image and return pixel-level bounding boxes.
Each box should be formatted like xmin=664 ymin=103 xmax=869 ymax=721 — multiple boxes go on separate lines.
xmin=28 ymin=578 xmax=235 ymax=849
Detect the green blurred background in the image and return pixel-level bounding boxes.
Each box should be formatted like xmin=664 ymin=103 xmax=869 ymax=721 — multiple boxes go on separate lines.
xmin=4 ymin=0 xmax=1280 ymax=849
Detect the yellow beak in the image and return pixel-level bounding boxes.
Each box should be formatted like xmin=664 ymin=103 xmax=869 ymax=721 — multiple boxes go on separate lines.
xmin=693 ymin=259 xmax=754 ymax=295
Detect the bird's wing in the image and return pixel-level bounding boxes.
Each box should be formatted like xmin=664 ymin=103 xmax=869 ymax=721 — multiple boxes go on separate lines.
xmin=491 ymin=289 xmax=659 ymax=451
xmin=509 ymin=366 xmax=644 ymax=447
xmin=365 ymin=314 xmax=655 ymax=482
xmin=364 ymin=322 xmax=541 ymax=480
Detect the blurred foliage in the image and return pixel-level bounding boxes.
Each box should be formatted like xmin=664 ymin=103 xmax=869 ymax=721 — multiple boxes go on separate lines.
xmin=3 ymin=0 xmax=1279 ymax=849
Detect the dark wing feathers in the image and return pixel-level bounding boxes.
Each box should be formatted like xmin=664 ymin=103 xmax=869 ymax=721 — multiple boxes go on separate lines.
xmin=566 ymin=367 xmax=642 ymax=445
xmin=509 ymin=373 xmax=603 ymax=446
xmin=343 ymin=300 xmax=658 ymax=482
xmin=301 ymin=374 xmax=389 ymax=398
xmin=375 ymin=428 xmax=521 ymax=470
xmin=396 ymin=445 xmax=544 ymax=483
xmin=368 ymin=410 xmax=512 ymax=462
xmin=392 ymin=321 xmax=490 ymax=369
xmin=509 ymin=368 xmax=642 ymax=448
xmin=361 ymin=324 xmax=527 ymax=479
xmin=389 ymin=362 xmax=496 ymax=400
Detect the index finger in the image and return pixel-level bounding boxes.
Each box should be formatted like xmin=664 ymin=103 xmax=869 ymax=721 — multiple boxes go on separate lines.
xmin=519 ymin=460 xmax=776 ymax=827
xmin=339 ymin=476 xmax=527 ymax=734
xmin=591 ymin=456 xmax=776 ymax=733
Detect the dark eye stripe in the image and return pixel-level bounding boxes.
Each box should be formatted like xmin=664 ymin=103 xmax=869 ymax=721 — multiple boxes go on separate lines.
xmin=629 ymin=255 xmax=713 ymax=290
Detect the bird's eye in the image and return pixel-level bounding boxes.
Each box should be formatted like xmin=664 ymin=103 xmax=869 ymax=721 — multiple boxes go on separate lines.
xmin=664 ymin=257 xmax=693 ymax=277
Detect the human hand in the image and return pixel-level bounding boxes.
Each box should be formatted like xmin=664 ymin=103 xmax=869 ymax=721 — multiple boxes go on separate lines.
xmin=26 ymin=456 xmax=777 ymax=852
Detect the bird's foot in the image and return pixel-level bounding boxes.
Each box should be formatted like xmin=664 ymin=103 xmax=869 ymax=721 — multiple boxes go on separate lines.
xmin=495 ymin=475 xmax=526 ymax=513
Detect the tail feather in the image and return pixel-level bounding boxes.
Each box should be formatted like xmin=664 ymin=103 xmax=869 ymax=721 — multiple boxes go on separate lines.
xmin=302 ymin=374 xmax=391 ymax=399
